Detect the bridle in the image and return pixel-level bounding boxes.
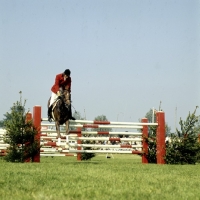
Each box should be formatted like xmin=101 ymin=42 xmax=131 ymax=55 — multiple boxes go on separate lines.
xmin=60 ymin=90 xmax=71 ymax=109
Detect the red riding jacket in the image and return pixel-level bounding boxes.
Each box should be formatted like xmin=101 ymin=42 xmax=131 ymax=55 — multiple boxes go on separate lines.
xmin=51 ymin=73 xmax=71 ymax=94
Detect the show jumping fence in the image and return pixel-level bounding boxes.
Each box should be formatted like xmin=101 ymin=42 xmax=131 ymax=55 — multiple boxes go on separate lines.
xmin=0 ymin=105 xmax=166 ymax=164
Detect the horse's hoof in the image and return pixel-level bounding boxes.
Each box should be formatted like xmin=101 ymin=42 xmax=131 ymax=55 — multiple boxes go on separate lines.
xmin=48 ymin=117 xmax=52 ymax=122
xmin=58 ymin=147 xmax=62 ymax=152
xmin=70 ymin=116 xmax=76 ymax=120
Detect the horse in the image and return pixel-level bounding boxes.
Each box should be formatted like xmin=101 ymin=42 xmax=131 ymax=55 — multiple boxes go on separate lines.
xmin=47 ymin=89 xmax=71 ymax=145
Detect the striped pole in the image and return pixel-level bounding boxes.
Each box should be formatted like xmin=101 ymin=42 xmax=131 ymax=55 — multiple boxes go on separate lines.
xmin=156 ymin=111 xmax=165 ymax=164
xmin=25 ymin=112 xmax=32 ymax=162
xmin=69 ymin=120 xmax=157 ymax=126
xmin=68 ymin=144 xmax=142 ymax=148
xmin=32 ymin=106 xmax=41 ymax=162
xmin=141 ymin=118 xmax=148 ymax=164
xmin=77 ymin=127 xmax=82 ymax=161
xmin=68 ymin=136 xmax=142 ymax=142
xmin=70 ymin=124 xmax=143 ymax=129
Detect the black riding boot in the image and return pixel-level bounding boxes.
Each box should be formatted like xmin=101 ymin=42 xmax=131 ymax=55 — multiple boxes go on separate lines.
xmin=69 ymin=104 xmax=76 ymax=120
xmin=48 ymin=105 xmax=53 ymax=122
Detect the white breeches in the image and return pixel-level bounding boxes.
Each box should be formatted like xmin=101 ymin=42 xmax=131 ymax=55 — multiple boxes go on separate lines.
xmin=49 ymin=92 xmax=58 ymax=107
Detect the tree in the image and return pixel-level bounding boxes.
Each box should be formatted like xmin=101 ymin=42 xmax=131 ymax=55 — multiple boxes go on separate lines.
xmin=73 ymin=111 xmax=82 ymax=120
xmin=143 ymin=108 xmax=171 ymax=136
xmin=144 ymin=109 xmax=155 ymax=123
xmin=92 ymin=115 xmax=112 ymax=132
xmin=146 ymin=125 xmax=157 ymax=163
xmin=194 ymin=116 xmax=200 ymax=135
xmin=146 ymin=107 xmax=200 ymax=164
xmin=165 ymin=107 xmax=200 ymax=164
xmin=165 ymin=123 xmax=171 ymax=136
xmin=3 ymin=98 xmax=40 ymax=162
xmin=0 ymin=120 xmax=3 ymax=127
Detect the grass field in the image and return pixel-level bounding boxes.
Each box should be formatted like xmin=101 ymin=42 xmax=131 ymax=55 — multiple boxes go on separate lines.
xmin=0 ymin=154 xmax=200 ymax=200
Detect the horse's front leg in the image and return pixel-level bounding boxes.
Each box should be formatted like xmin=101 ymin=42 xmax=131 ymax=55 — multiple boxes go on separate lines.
xmin=65 ymin=120 xmax=69 ymax=144
xmin=55 ymin=121 xmax=61 ymax=145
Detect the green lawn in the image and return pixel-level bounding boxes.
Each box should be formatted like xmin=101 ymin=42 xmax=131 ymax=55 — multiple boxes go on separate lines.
xmin=0 ymin=154 xmax=200 ymax=200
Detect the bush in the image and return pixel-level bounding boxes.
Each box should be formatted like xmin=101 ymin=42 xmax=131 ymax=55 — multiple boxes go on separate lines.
xmin=3 ymin=100 xmax=40 ymax=162
xmin=81 ymin=136 xmax=96 ymax=160
xmin=165 ymin=107 xmax=200 ymax=164
xmin=146 ymin=125 xmax=157 ymax=163
xmin=147 ymin=107 xmax=200 ymax=164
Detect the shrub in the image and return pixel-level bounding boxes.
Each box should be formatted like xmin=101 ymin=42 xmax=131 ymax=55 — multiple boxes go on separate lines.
xmin=147 ymin=107 xmax=200 ymax=164
xmin=3 ymin=100 xmax=40 ymax=162
xmin=146 ymin=125 xmax=157 ymax=163
xmin=165 ymin=107 xmax=200 ymax=164
xmin=81 ymin=136 xmax=96 ymax=160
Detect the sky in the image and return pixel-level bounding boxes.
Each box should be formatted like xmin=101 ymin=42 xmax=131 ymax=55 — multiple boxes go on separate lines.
xmin=0 ymin=0 xmax=200 ymax=132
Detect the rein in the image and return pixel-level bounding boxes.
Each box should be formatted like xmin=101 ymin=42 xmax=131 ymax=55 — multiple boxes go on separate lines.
xmin=59 ymin=90 xmax=71 ymax=108
xmin=60 ymin=91 xmax=77 ymax=113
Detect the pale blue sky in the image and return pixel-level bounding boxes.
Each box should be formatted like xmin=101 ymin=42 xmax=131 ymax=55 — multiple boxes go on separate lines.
xmin=0 ymin=0 xmax=200 ymax=132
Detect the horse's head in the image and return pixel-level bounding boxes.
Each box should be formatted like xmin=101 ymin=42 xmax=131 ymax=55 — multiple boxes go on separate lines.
xmin=60 ymin=89 xmax=71 ymax=108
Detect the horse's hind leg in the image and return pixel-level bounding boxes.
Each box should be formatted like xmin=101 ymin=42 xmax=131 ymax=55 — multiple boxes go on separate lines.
xmin=65 ymin=120 xmax=69 ymax=144
xmin=55 ymin=121 xmax=61 ymax=145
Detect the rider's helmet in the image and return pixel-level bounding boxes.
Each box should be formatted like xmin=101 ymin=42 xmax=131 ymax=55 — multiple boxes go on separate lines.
xmin=64 ymin=69 xmax=71 ymax=76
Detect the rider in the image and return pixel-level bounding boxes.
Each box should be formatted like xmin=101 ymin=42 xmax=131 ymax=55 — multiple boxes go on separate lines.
xmin=48 ymin=69 xmax=76 ymax=122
